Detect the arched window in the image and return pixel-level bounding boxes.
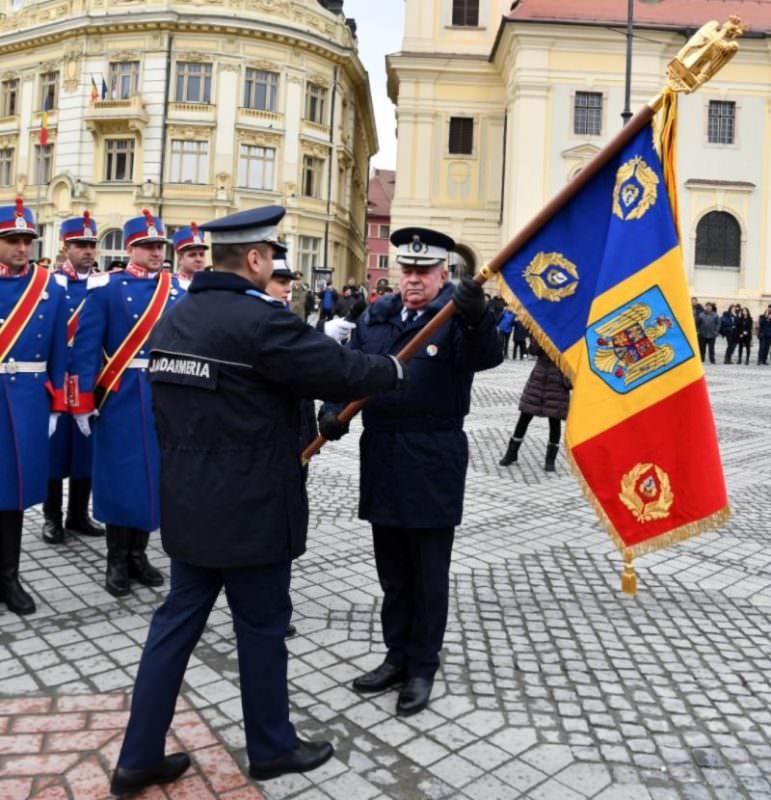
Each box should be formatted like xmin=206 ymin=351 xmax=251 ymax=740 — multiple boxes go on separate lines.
xmin=695 ymin=211 xmax=741 ymax=269
xmin=99 ymin=228 xmax=125 ymax=271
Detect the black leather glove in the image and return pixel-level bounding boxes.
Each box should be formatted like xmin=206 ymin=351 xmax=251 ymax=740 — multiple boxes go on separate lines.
xmin=452 ymin=276 xmax=486 ymax=325
xmin=318 ymin=411 xmax=350 ymax=441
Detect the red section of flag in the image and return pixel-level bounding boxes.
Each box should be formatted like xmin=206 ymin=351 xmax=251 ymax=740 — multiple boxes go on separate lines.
xmin=40 ymin=111 xmax=48 ymax=147
xmin=571 ymin=378 xmax=727 ymax=552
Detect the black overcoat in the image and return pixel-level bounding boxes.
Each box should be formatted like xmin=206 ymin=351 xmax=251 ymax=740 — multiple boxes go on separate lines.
xmin=147 ymin=271 xmax=398 ymax=568
xmin=518 ymin=343 xmax=570 ymax=420
xmin=324 ymin=283 xmax=502 ymax=528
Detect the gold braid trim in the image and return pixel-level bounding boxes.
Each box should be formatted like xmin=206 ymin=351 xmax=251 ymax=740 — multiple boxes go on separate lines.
xmin=565 ymin=446 xmax=731 ymax=561
xmin=495 ymin=273 xmax=577 ymax=386
xmin=655 ymin=87 xmax=681 ymax=239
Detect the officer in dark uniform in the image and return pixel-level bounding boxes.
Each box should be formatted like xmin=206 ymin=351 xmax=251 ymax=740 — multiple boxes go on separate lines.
xmin=320 ymin=227 xmax=502 ymax=716
xmin=110 ymin=205 xmax=408 ymax=797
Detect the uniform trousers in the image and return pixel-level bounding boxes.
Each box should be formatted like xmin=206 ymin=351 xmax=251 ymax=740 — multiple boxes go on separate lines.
xmin=373 ymin=525 xmax=454 ymax=680
xmin=118 ymin=558 xmax=296 ymax=769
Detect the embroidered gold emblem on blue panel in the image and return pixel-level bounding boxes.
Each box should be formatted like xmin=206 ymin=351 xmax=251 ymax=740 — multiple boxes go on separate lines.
xmin=612 ymin=157 xmax=659 ymax=221
xmin=587 ymin=286 xmax=693 ymax=394
xmin=523 ymin=252 xmax=579 ymax=303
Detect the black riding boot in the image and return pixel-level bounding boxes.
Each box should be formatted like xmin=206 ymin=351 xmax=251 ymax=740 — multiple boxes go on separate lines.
xmin=42 ymin=479 xmax=66 ymax=544
xmin=128 ymin=530 xmax=164 ymax=587
xmin=499 ymin=437 xmax=523 ymax=466
xmin=65 ymin=478 xmax=105 ymax=537
xmin=105 ymin=525 xmax=131 ymax=597
xmin=0 ymin=511 xmax=36 ymax=615
xmin=544 ymin=443 xmax=560 ymax=472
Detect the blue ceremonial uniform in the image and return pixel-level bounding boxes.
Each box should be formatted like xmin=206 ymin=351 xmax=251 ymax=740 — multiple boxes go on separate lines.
xmin=48 ymin=272 xmax=92 ymax=481
xmin=69 ymin=271 xmax=183 ymax=530
xmin=0 ymin=270 xmax=68 ymax=510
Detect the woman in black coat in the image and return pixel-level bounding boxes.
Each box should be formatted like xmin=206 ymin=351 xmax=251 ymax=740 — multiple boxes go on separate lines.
xmin=736 ymin=306 xmax=753 ymax=365
xmin=499 ymin=341 xmax=570 ymax=471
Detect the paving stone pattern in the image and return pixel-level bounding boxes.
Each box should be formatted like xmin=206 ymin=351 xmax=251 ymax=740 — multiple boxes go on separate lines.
xmin=0 ymin=357 xmax=769 ymax=799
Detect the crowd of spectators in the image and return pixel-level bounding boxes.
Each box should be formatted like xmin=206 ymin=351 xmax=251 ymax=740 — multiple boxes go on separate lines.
xmin=692 ymin=298 xmax=771 ymax=365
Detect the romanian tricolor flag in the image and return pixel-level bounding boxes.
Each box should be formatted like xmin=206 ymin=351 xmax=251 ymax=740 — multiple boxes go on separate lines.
xmin=90 ymin=76 xmax=99 ymax=105
xmin=497 ymin=99 xmax=729 ymax=588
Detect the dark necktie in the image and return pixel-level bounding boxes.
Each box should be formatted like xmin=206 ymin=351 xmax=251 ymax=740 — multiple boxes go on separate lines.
xmin=405 ymin=309 xmax=417 ymax=323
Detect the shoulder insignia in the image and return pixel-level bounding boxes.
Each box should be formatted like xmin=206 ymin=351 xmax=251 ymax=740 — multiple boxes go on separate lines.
xmin=87 ymin=273 xmax=111 ymax=290
xmin=53 ymin=273 xmax=68 ymax=288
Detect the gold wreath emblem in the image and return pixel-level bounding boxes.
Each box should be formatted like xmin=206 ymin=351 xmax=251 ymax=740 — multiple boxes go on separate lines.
xmin=612 ymin=156 xmax=659 ymax=221
xmin=523 ymin=252 xmax=579 ymax=303
xmin=619 ymin=463 xmax=674 ymax=523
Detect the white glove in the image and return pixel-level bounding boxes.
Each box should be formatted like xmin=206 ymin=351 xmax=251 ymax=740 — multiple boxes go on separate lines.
xmin=48 ymin=413 xmax=60 ymax=438
xmin=74 ymin=412 xmax=96 ymax=437
xmin=323 ymin=317 xmax=356 ymax=343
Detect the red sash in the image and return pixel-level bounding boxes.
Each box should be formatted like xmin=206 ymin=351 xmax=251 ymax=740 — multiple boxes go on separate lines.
xmin=0 ymin=266 xmax=50 ymax=362
xmin=66 ymin=298 xmax=86 ymax=346
xmin=95 ymin=271 xmax=171 ymax=409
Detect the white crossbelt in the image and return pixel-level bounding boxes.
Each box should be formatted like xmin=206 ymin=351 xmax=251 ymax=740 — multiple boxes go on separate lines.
xmin=0 ymin=360 xmax=47 ymax=375
xmin=127 ymin=358 xmax=149 ymax=369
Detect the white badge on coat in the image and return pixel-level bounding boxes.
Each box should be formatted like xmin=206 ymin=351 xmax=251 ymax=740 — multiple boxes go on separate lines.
xmin=426 ymin=344 xmax=438 ymax=357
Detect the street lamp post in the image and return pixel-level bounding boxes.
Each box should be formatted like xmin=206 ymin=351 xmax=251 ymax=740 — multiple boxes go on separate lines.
xmin=622 ymin=0 xmax=635 ymax=125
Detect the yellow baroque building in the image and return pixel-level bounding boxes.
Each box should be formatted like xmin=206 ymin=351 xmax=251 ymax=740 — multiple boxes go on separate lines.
xmin=387 ymin=0 xmax=771 ymax=314
xmin=0 ymin=0 xmax=376 ymax=283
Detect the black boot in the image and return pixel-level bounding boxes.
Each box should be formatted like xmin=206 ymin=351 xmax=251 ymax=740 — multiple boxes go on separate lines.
xmin=42 ymin=479 xmax=66 ymax=544
xmin=65 ymin=478 xmax=105 ymax=537
xmin=0 ymin=511 xmax=36 ymax=615
xmin=128 ymin=530 xmax=164 ymax=587
xmin=105 ymin=525 xmax=131 ymax=597
xmin=544 ymin=443 xmax=559 ymax=472
xmin=499 ymin=437 xmax=523 ymax=466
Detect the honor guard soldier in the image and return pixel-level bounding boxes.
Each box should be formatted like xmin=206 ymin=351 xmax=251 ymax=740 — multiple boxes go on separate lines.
xmin=69 ymin=209 xmax=184 ymax=597
xmin=43 ymin=212 xmax=105 ymax=544
xmin=320 ymin=227 xmax=502 ymax=716
xmin=172 ymin=223 xmax=207 ymax=290
xmin=0 ymin=198 xmax=68 ymax=615
xmin=110 ymin=205 xmax=408 ymax=797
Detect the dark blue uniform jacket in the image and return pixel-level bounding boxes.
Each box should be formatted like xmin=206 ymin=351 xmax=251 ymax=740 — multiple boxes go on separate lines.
xmin=147 ymin=271 xmax=400 ymax=569
xmin=324 ymin=283 xmax=502 ymax=528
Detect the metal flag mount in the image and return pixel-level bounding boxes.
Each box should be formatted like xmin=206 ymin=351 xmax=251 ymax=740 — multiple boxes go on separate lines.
xmin=302 ymin=16 xmax=745 ymax=595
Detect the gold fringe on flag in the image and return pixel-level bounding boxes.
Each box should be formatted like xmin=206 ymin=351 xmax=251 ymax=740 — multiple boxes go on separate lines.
xmin=655 ymin=87 xmax=680 ymax=238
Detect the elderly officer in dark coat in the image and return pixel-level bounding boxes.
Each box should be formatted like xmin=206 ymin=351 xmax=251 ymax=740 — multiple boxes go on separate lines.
xmin=320 ymin=227 xmax=502 ymax=716
xmin=109 ymin=205 xmax=407 ymax=798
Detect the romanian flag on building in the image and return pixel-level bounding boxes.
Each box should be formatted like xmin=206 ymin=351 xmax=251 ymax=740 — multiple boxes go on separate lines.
xmin=39 ymin=92 xmax=51 ymax=147
xmin=497 ymin=99 xmax=729 ymax=588
xmin=90 ymin=76 xmax=99 ymax=105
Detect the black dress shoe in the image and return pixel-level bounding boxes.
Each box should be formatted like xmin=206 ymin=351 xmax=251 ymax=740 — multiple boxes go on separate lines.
xmin=110 ymin=752 xmax=190 ymax=797
xmin=249 ymin=739 xmax=333 ymax=781
xmin=65 ymin=516 xmax=105 ymax=537
xmin=396 ymin=677 xmax=433 ymax=717
xmin=352 ymin=661 xmax=405 ymax=693
xmin=42 ymin=518 xmax=66 ymax=544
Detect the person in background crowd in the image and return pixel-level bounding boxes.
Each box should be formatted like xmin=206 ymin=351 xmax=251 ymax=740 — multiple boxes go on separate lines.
xmin=691 ymin=297 xmax=703 ymax=328
xmin=512 ymin=314 xmax=530 ymax=360
xmin=318 ymin=283 xmax=338 ymax=323
xmin=44 ymin=212 xmax=105 ymax=545
xmin=758 ymin=305 xmax=771 ymax=365
xmin=69 ymin=210 xmax=184 ymax=598
xmin=172 ymin=223 xmax=208 ymax=291
xmin=697 ymin=302 xmax=720 ymax=364
xmin=721 ymin=303 xmax=739 ymax=364
xmin=499 ymin=341 xmax=570 ymax=472
xmin=497 ymin=308 xmax=514 ymax=358
xmin=736 ymin=306 xmax=753 ymax=365
xmin=0 ymin=198 xmax=68 ymax=615
xmin=319 ymin=226 xmax=502 ymax=717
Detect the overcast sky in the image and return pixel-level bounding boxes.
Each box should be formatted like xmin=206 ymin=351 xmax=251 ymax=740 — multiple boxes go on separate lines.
xmin=343 ymin=0 xmax=404 ymax=170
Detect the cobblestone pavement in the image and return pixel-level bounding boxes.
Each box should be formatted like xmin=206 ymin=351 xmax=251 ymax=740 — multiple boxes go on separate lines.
xmin=1 ymin=356 xmax=770 ymax=799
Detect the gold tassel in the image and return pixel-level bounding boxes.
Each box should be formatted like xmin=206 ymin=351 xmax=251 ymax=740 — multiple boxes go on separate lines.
xmin=621 ymin=558 xmax=638 ymax=596
xmin=655 ymin=87 xmax=680 ymax=238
